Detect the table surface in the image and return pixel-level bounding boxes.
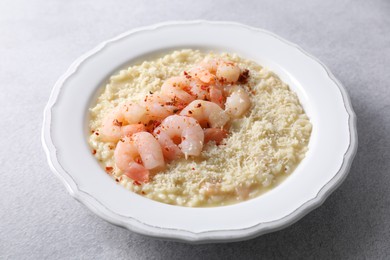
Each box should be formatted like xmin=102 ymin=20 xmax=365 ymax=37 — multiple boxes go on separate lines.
xmin=1 ymin=0 xmax=389 ymax=259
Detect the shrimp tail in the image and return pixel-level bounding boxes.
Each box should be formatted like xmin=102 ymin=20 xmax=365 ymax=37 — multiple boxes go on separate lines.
xmin=124 ymin=163 xmax=149 ymax=183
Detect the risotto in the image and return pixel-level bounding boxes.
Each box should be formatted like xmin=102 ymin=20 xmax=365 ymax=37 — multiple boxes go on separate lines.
xmin=88 ymin=49 xmax=312 ymax=207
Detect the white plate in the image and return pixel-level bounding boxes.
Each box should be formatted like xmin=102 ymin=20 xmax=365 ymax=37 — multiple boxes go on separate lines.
xmin=42 ymin=21 xmax=357 ymax=243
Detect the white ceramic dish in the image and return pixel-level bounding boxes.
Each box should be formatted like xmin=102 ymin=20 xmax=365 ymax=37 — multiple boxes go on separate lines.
xmin=42 ymin=21 xmax=357 ymax=243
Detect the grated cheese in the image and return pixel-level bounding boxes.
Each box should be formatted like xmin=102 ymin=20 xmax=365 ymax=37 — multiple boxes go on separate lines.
xmin=88 ymin=49 xmax=312 ymax=207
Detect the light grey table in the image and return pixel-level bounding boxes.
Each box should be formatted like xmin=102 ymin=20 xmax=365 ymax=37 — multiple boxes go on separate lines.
xmin=1 ymin=0 xmax=389 ymax=259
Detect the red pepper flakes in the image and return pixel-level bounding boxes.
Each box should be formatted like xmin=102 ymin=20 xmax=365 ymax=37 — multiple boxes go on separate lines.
xmin=145 ymin=120 xmax=161 ymax=133
xmin=113 ymin=119 xmax=122 ymax=127
xmin=141 ymin=191 xmax=146 ymax=195
xmin=196 ymin=103 xmax=202 ymax=108
xmin=182 ymin=85 xmax=192 ymax=95
xmin=192 ymin=167 xmax=195 ymax=170
xmin=133 ymin=181 xmax=141 ymax=186
xmin=115 ymin=178 xmax=119 ymax=182
xmin=105 ymin=166 xmax=113 ymax=173
xmin=92 ymin=149 xmax=96 ymax=155
xmin=238 ymin=69 xmax=250 ymax=84
xmin=95 ymin=132 xmax=100 ymax=136
xmin=188 ymin=110 xmax=193 ymax=114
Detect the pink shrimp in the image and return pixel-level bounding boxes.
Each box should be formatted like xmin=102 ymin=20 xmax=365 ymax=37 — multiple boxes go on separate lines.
xmin=179 ymin=100 xmax=229 ymax=128
xmin=224 ymin=86 xmax=251 ymax=118
xmin=114 ymin=132 xmax=165 ymax=182
xmin=190 ymin=59 xmax=241 ymax=84
xmin=100 ymin=102 xmax=147 ymax=142
xmin=204 ymin=128 xmax=228 ymax=145
xmin=154 ymin=115 xmax=204 ymax=160
xmin=142 ymin=93 xmax=178 ymax=121
xmin=160 ymin=76 xmax=197 ymax=105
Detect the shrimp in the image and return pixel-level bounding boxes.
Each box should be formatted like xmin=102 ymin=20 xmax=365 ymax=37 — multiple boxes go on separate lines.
xmin=161 ymin=76 xmax=197 ymax=105
xmin=100 ymin=102 xmax=148 ymax=142
xmin=120 ymin=102 xmax=148 ymax=124
xmin=179 ymin=100 xmax=229 ymax=128
xmin=154 ymin=115 xmax=204 ymax=159
xmin=186 ymin=69 xmax=224 ymax=107
xmin=121 ymin=124 xmax=146 ymax=137
xmin=196 ymin=59 xmax=219 ymax=74
xmin=100 ymin=95 xmax=177 ymax=141
xmin=188 ymin=59 xmax=240 ymax=107
xmin=209 ymin=84 xmax=224 ymax=108
xmin=188 ymin=66 xmax=216 ymax=84
xmin=204 ymin=128 xmax=228 ymax=145
xmin=216 ymin=61 xmax=241 ymax=83
xmin=114 ymin=132 xmax=165 ymax=182
xmin=142 ymin=93 xmax=178 ymax=121
xmin=225 ymin=86 xmax=251 ymax=118
xmin=191 ymin=59 xmax=241 ymax=84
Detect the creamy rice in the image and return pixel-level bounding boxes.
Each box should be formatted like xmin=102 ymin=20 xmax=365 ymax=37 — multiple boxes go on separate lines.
xmin=88 ymin=49 xmax=312 ymax=207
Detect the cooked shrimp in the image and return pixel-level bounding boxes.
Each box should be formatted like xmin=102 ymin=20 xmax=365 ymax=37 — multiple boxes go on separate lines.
xmin=142 ymin=93 xmax=177 ymax=121
xmin=197 ymin=59 xmax=219 ymax=74
xmin=209 ymin=84 xmax=224 ymax=108
xmin=132 ymin=132 xmax=165 ymax=170
xmin=121 ymin=124 xmax=146 ymax=137
xmin=186 ymin=69 xmax=223 ymax=107
xmin=204 ymin=128 xmax=228 ymax=145
xmin=180 ymin=100 xmax=229 ymax=128
xmin=187 ymin=59 xmax=240 ymax=107
xmin=114 ymin=136 xmax=148 ymax=182
xmin=114 ymin=132 xmax=164 ymax=182
xmin=100 ymin=108 xmax=126 ymax=142
xmin=100 ymin=102 xmax=148 ymax=142
xmin=191 ymin=59 xmax=241 ymax=84
xmin=161 ymin=76 xmax=197 ymax=105
xmin=188 ymin=67 xmax=216 ymax=84
xmin=101 ymin=95 xmax=178 ymax=141
xmin=186 ymin=78 xmax=209 ymax=100
xmin=120 ymin=102 xmax=148 ymax=124
xmin=154 ymin=115 xmax=204 ymax=159
xmin=225 ymin=86 xmax=251 ymax=118
xmin=216 ymin=61 xmax=241 ymax=83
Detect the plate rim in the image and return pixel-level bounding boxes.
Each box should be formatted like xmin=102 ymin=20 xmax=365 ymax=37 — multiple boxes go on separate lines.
xmin=42 ymin=20 xmax=358 ymax=243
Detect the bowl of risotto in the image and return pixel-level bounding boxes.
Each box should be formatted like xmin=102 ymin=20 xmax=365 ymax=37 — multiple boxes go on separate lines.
xmin=42 ymin=21 xmax=357 ymax=243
